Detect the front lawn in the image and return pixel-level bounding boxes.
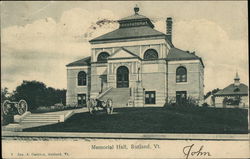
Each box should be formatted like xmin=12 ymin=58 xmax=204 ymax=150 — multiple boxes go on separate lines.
xmin=24 ymin=107 xmax=248 ymax=134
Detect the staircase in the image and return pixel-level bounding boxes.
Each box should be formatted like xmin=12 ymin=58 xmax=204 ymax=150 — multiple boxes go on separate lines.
xmin=20 ymin=113 xmax=61 ymax=124
xmin=99 ymin=88 xmax=131 ymax=107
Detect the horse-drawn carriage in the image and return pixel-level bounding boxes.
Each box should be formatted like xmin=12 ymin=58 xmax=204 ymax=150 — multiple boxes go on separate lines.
xmin=87 ymin=98 xmax=113 ymax=115
xmin=2 ymin=99 xmax=28 ymax=116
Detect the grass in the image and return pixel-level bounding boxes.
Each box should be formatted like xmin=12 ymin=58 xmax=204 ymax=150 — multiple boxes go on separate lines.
xmin=24 ymin=107 xmax=248 ymax=134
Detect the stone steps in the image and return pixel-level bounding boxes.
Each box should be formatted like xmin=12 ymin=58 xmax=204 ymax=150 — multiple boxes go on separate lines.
xmin=20 ymin=113 xmax=62 ymax=123
xmin=99 ymin=88 xmax=130 ymax=107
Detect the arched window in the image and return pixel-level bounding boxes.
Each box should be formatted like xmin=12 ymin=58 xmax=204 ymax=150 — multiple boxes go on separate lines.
xmin=144 ymin=49 xmax=158 ymax=59
xmin=176 ymin=66 xmax=187 ymax=83
xmin=78 ymin=71 xmax=87 ymax=86
xmin=97 ymin=52 xmax=110 ymax=62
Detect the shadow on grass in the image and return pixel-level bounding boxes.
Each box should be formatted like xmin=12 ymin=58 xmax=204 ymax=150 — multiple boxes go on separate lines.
xmin=24 ymin=107 xmax=248 ymax=134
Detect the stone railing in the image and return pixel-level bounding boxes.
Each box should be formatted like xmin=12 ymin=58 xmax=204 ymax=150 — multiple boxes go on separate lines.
xmin=96 ymin=87 xmax=113 ymax=99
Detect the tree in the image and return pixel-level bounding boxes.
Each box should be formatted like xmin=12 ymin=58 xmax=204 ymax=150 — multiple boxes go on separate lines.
xmin=204 ymin=88 xmax=220 ymax=99
xmin=45 ymin=87 xmax=66 ymax=106
xmin=1 ymin=87 xmax=14 ymax=102
xmin=11 ymin=80 xmax=67 ymax=111
xmin=211 ymin=88 xmax=220 ymax=94
xmin=1 ymin=87 xmax=9 ymax=102
xmin=12 ymin=80 xmax=47 ymax=110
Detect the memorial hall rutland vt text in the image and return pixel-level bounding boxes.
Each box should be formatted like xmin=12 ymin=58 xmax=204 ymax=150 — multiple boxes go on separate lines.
xmin=66 ymin=7 xmax=204 ymax=107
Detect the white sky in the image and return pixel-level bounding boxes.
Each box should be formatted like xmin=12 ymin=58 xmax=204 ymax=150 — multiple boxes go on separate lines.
xmin=1 ymin=1 xmax=248 ymax=93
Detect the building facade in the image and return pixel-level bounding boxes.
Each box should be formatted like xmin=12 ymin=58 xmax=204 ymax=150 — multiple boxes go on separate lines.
xmin=212 ymin=73 xmax=249 ymax=108
xmin=66 ymin=7 xmax=204 ymax=107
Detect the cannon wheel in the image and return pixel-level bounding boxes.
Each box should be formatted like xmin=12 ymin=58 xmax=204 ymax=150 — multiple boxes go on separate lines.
xmin=87 ymin=98 xmax=97 ymax=114
xmin=17 ymin=100 xmax=28 ymax=115
xmin=2 ymin=100 xmax=11 ymax=115
xmin=106 ymin=98 xmax=113 ymax=114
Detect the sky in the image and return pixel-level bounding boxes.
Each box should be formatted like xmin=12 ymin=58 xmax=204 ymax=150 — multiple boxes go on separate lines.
xmin=1 ymin=1 xmax=248 ymax=93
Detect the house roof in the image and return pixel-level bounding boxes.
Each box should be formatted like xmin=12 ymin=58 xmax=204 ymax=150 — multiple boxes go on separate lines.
xmin=119 ymin=14 xmax=149 ymax=21
xmin=167 ymin=47 xmax=204 ymax=67
xmin=214 ymin=83 xmax=248 ymax=96
xmin=89 ymin=8 xmax=170 ymax=44
xmin=89 ymin=26 xmax=166 ymax=43
xmin=66 ymin=56 xmax=91 ymax=67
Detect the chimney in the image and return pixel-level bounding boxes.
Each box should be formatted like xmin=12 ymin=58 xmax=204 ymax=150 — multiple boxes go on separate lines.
xmin=166 ymin=17 xmax=173 ymax=43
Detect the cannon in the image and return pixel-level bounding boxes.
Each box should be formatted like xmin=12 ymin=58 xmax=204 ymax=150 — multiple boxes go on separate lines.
xmin=2 ymin=99 xmax=28 ymax=116
xmin=87 ymin=98 xmax=113 ymax=115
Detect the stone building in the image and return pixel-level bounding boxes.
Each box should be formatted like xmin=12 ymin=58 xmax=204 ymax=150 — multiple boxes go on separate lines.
xmin=66 ymin=6 xmax=204 ymax=107
xmin=212 ymin=72 xmax=248 ymax=108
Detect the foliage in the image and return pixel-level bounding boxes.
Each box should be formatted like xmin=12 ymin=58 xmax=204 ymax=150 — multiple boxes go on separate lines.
xmin=1 ymin=87 xmax=13 ymax=102
xmin=164 ymin=96 xmax=199 ymax=108
xmin=32 ymin=105 xmax=81 ymax=114
xmin=11 ymin=80 xmax=66 ymax=111
xmin=204 ymin=88 xmax=220 ymax=99
xmin=202 ymin=102 xmax=209 ymax=107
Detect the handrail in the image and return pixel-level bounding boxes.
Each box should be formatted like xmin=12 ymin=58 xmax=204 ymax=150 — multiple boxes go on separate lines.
xmin=96 ymin=87 xmax=113 ymax=99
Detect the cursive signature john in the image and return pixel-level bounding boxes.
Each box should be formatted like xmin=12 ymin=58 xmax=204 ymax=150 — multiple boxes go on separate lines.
xmin=183 ymin=144 xmax=211 ymax=159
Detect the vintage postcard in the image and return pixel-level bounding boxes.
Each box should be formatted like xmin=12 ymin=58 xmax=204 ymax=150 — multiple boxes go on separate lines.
xmin=1 ymin=1 xmax=249 ymax=159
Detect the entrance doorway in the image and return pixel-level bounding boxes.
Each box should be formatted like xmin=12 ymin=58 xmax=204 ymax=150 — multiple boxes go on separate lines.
xmin=176 ymin=91 xmax=187 ymax=104
xmin=77 ymin=94 xmax=86 ymax=107
xmin=117 ymin=66 xmax=129 ymax=88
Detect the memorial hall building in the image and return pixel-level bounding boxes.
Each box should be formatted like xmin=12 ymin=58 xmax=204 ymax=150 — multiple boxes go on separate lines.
xmin=66 ymin=7 xmax=204 ymax=107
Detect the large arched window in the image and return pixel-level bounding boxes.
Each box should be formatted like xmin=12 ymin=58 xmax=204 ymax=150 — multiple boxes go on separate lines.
xmin=78 ymin=71 xmax=87 ymax=86
xmin=176 ymin=66 xmax=187 ymax=83
xmin=97 ymin=52 xmax=110 ymax=62
xmin=144 ymin=49 xmax=158 ymax=59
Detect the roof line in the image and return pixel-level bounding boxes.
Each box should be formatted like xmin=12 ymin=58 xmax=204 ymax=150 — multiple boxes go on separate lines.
xmin=66 ymin=56 xmax=91 ymax=67
xmin=109 ymin=47 xmax=142 ymax=60
xmin=89 ymin=34 xmax=166 ymax=43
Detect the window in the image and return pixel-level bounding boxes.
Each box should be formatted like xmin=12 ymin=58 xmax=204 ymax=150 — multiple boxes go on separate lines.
xmin=78 ymin=71 xmax=87 ymax=86
xmin=97 ymin=52 xmax=110 ymax=62
xmin=176 ymin=91 xmax=187 ymax=104
xmin=176 ymin=66 xmax=187 ymax=82
xmin=144 ymin=49 xmax=158 ymax=59
xmin=77 ymin=94 xmax=86 ymax=106
xmin=145 ymin=91 xmax=156 ymax=104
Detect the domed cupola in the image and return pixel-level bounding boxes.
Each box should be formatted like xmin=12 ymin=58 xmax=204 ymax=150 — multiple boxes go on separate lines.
xmin=117 ymin=5 xmax=155 ymax=29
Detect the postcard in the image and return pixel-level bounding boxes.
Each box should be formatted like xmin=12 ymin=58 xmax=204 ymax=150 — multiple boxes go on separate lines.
xmin=1 ymin=1 xmax=249 ymax=159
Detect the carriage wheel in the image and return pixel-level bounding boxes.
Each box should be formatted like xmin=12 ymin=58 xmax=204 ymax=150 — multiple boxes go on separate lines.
xmin=17 ymin=100 xmax=28 ymax=115
xmin=106 ymin=98 xmax=113 ymax=114
xmin=2 ymin=100 xmax=11 ymax=115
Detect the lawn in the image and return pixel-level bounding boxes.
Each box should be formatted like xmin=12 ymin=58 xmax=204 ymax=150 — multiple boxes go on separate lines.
xmin=24 ymin=107 xmax=249 ymax=134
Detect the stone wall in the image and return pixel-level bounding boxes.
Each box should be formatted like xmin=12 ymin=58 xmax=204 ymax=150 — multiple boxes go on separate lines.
xmin=141 ymin=60 xmax=167 ymax=106
xmin=90 ymin=63 xmax=108 ymax=98
xmin=66 ymin=66 xmax=90 ymax=106
xmin=167 ymin=60 xmax=204 ymax=105
xmin=91 ymin=40 xmax=170 ymax=62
